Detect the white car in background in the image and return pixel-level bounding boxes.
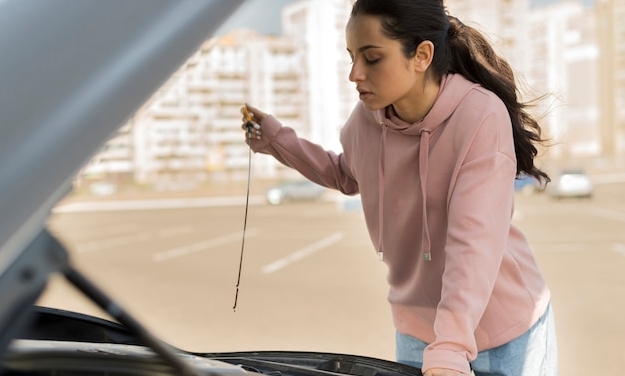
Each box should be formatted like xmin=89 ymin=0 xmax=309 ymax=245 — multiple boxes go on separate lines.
xmin=548 ymin=169 xmax=593 ymax=199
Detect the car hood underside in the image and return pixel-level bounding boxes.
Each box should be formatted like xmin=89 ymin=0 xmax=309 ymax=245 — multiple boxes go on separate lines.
xmin=7 ymin=307 xmax=422 ymax=376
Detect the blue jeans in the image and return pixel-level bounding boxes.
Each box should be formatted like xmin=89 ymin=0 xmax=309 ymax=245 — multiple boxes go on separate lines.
xmin=395 ymin=304 xmax=558 ymax=376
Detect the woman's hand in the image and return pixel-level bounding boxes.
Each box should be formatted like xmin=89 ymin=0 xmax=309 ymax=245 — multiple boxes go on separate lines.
xmin=240 ymin=103 xmax=266 ymax=140
xmin=424 ymin=368 xmax=470 ymax=376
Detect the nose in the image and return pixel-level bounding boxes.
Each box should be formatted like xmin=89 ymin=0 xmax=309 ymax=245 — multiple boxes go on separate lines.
xmin=349 ymin=62 xmax=364 ymax=83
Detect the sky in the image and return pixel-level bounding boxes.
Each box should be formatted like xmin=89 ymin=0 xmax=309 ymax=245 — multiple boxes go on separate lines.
xmin=217 ymin=0 xmax=595 ymax=37
xmin=217 ymin=0 xmax=300 ymax=36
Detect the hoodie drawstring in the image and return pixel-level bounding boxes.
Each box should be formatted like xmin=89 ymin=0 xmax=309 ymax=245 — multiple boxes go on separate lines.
xmin=377 ymin=120 xmax=432 ymax=262
xmin=377 ymin=123 xmax=387 ymax=261
xmin=419 ymin=130 xmax=432 ymax=261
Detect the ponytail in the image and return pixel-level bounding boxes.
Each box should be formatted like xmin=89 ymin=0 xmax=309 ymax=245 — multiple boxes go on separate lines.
xmin=445 ymin=16 xmax=550 ymax=183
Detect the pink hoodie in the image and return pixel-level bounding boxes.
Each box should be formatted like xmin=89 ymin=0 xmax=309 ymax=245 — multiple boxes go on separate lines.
xmin=249 ymin=73 xmax=550 ymax=374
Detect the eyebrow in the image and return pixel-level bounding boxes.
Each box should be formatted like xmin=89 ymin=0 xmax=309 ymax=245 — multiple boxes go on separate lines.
xmin=346 ymin=44 xmax=383 ymax=53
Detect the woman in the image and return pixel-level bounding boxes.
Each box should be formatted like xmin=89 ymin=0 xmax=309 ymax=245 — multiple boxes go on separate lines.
xmin=240 ymin=0 xmax=557 ymax=375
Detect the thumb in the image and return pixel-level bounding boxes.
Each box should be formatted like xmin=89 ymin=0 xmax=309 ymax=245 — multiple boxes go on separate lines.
xmin=244 ymin=103 xmax=267 ymax=123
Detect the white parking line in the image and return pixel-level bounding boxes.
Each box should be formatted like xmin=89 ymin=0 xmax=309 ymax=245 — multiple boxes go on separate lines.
xmin=50 ymin=223 xmax=141 ymax=238
xmin=53 ymin=196 xmax=265 ymax=213
xmin=262 ymin=232 xmax=344 ymax=274
xmin=532 ymin=242 xmax=625 ymax=256
xmin=589 ymin=207 xmax=625 ymax=222
xmin=76 ymin=225 xmax=194 ymax=253
xmin=152 ymin=229 xmax=258 ymax=262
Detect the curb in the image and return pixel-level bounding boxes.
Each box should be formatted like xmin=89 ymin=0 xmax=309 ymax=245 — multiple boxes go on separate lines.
xmin=53 ymin=195 xmax=266 ymax=213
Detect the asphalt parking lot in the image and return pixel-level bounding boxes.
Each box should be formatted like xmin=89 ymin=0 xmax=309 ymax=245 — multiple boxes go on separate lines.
xmin=41 ymin=180 xmax=625 ymax=376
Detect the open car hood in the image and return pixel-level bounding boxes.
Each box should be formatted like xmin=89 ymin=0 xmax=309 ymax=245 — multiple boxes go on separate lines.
xmin=9 ymin=306 xmax=422 ymax=376
xmin=0 ymin=0 xmax=244 ymax=277
xmin=0 ymin=1 xmax=423 ymax=375
xmin=0 ymin=0 xmax=244 ymax=373
xmin=7 ymin=341 xmax=422 ymax=376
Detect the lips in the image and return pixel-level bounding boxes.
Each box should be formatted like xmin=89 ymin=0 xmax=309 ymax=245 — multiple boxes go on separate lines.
xmin=357 ymin=88 xmax=372 ymax=100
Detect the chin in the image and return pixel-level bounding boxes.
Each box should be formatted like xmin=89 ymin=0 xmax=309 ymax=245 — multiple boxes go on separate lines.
xmin=360 ymin=100 xmax=385 ymax=112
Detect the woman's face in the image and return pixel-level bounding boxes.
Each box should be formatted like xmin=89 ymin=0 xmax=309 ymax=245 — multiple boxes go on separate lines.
xmin=346 ymin=14 xmax=423 ymax=112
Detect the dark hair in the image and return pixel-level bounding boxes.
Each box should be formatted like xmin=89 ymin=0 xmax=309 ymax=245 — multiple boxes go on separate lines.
xmin=351 ymin=0 xmax=550 ymax=183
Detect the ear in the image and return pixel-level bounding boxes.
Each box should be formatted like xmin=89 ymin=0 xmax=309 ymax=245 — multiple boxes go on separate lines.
xmin=413 ymin=40 xmax=435 ymax=72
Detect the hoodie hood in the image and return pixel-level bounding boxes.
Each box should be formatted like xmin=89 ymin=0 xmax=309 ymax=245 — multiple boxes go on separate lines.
xmin=374 ymin=73 xmax=480 ymax=135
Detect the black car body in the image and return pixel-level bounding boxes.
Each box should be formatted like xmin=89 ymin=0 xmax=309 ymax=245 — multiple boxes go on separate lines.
xmin=0 ymin=1 xmax=422 ymax=375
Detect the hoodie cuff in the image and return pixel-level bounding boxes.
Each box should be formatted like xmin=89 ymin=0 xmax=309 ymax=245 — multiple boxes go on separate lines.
xmin=249 ymin=115 xmax=282 ymax=153
xmin=422 ymin=348 xmax=471 ymax=375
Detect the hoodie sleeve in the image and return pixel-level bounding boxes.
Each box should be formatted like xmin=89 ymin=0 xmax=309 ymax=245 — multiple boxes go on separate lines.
xmin=422 ymin=102 xmax=517 ymax=374
xmin=248 ymin=114 xmax=359 ymax=195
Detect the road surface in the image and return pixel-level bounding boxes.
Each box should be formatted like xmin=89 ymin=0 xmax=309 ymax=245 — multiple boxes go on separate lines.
xmin=40 ymin=181 xmax=625 ymax=376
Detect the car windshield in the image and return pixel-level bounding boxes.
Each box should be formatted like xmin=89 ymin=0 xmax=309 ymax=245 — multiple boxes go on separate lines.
xmin=2 ymin=1 xmax=624 ymax=376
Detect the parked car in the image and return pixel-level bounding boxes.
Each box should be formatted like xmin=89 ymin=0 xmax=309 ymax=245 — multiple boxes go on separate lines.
xmin=547 ymin=169 xmax=593 ymax=199
xmin=0 ymin=1 xmax=422 ymax=375
xmin=265 ymin=180 xmax=328 ymax=205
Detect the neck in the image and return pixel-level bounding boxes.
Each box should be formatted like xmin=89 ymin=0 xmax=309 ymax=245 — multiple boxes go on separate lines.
xmin=392 ymin=79 xmax=441 ymax=124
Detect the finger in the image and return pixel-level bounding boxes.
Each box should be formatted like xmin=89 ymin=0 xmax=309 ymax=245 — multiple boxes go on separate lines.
xmin=241 ymin=123 xmax=254 ymax=136
xmin=243 ymin=125 xmax=260 ymax=139
xmin=244 ymin=103 xmax=265 ymax=121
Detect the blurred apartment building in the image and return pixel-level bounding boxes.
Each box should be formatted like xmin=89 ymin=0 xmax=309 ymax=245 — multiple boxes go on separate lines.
xmin=447 ymin=0 xmax=625 ymax=169
xmin=281 ymin=0 xmax=355 ymax=153
xmin=80 ymin=0 xmax=354 ymax=189
xmin=528 ymin=0 xmax=625 ymax=166
xmin=596 ymin=0 xmax=625 ymax=163
xmin=81 ymin=0 xmax=625 ymax=190
xmin=130 ymin=30 xmax=307 ymax=189
xmin=444 ymin=0 xmax=532 ymax=75
xmin=82 ymin=30 xmax=302 ymax=190
xmin=528 ymin=1 xmax=599 ymax=160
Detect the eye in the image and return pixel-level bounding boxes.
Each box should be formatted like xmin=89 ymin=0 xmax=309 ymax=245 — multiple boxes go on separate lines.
xmin=364 ymin=54 xmax=381 ymax=65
